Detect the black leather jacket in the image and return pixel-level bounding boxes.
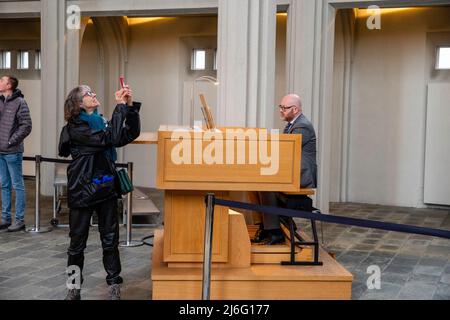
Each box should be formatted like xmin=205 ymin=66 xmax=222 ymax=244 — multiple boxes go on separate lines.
xmin=58 ymin=102 xmax=141 ymax=208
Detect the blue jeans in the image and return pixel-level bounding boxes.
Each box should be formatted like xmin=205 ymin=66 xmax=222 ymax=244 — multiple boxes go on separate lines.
xmin=0 ymin=153 xmax=26 ymax=223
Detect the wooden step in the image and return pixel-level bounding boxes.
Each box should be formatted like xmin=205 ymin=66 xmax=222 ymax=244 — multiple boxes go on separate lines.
xmin=251 ymin=242 xmax=313 ymax=264
xmin=248 ymin=224 xmax=313 ymax=264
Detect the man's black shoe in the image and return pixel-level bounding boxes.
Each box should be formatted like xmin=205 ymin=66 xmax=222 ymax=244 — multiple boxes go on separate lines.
xmin=251 ymin=226 xmax=270 ymax=244
xmin=264 ymin=228 xmax=286 ymax=245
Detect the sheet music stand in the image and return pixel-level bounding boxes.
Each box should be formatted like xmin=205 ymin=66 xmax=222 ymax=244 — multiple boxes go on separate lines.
xmin=199 ymin=93 xmax=216 ymax=130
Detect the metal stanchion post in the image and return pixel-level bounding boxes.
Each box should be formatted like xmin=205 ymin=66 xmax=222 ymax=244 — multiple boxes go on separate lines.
xmin=119 ymin=162 xmax=143 ymax=247
xmin=27 ymin=155 xmax=52 ymax=233
xmin=202 ymin=193 xmax=215 ymax=300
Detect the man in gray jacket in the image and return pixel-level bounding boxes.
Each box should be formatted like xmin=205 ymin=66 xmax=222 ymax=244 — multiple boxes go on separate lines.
xmin=0 ymin=75 xmax=32 ymax=232
xmin=252 ymin=94 xmax=317 ymax=245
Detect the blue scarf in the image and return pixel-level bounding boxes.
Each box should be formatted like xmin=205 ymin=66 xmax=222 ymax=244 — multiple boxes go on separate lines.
xmin=79 ymin=109 xmax=117 ymax=162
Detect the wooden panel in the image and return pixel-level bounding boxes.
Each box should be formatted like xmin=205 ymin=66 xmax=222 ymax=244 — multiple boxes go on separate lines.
xmin=152 ymin=230 xmax=353 ymax=300
xmin=153 ymin=280 xmax=352 ymax=300
xmin=156 ymin=128 xmax=302 ymax=191
xmin=168 ymin=210 xmax=251 ymax=269
xmin=227 ymin=210 xmax=251 ymax=268
xmin=283 ymin=189 xmax=315 ymax=196
xmin=163 ymin=190 xmax=229 ymax=263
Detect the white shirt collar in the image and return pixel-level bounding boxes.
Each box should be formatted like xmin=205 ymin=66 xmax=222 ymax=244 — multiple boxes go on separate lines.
xmin=289 ymin=113 xmax=302 ymax=125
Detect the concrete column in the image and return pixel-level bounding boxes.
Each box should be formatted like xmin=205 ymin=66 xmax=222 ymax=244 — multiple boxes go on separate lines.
xmin=247 ymin=0 xmax=277 ymax=128
xmin=217 ymin=0 xmax=249 ymax=126
xmin=286 ymin=0 xmax=337 ymax=212
xmin=217 ymin=0 xmax=277 ymax=128
xmin=317 ymin=3 xmax=337 ymax=214
xmin=286 ymin=0 xmax=317 ymax=120
xmin=40 ymin=0 xmax=65 ymax=195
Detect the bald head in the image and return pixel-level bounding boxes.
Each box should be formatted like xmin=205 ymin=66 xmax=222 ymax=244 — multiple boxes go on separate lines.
xmin=281 ymin=94 xmax=302 ymax=110
xmin=279 ymin=94 xmax=302 ymax=122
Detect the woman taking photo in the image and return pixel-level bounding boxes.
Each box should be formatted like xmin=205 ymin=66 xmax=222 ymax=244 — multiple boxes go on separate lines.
xmin=58 ymin=85 xmax=141 ymax=300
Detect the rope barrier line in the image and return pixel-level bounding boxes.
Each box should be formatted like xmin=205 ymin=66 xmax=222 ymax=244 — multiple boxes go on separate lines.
xmin=23 ymin=156 xmax=128 ymax=168
xmin=214 ymin=198 xmax=450 ymax=240
xmin=21 ymin=155 xmax=139 ymax=244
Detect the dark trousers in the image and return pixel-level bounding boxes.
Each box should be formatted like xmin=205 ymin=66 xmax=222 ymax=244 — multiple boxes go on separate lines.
xmin=67 ymin=199 xmax=123 ymax=286
xmin=259 ymin=192 xmax=313 ymax=230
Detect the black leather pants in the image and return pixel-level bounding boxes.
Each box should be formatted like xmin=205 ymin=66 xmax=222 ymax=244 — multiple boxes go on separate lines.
xmin=67 ymin=199 xmax=123 ymax=286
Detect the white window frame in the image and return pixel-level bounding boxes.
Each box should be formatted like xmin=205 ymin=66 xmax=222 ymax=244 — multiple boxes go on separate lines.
xmin=35 ymin=50 xmax=41 ymax=70
xmin=191 ymin=49 xmax=206 ymax=71
xmin=213 ymin=48 xmax=218 ymax=71
xmin=0 ymin=51 xmax=12 ymax=69
xmin=17 ymin=51 xmax=29 ymax=70
xmin=436 ymin=46 xmax=450 ymax=70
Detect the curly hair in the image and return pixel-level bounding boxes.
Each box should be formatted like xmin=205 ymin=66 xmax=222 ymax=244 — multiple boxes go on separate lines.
xmin=64 ymin=85 xmax=90 ymax=122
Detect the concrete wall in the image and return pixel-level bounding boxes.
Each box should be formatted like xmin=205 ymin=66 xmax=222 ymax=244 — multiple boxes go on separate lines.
xmin=339 ymin=7 xmax=450 ymax=207
xmin=79 ymin=21 xmax=104 ymax=112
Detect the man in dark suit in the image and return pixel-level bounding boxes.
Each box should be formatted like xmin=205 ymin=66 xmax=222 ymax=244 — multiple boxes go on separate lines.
xmin=252 ymin=94 xmax=317 ymax=245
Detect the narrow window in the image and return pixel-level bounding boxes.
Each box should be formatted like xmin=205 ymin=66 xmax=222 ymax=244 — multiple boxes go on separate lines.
xmin=213 ymin=48 xmax=218 ymax=71
xmin=191 ymin=49 xmax=206 ymax=71
xmin=0 ymin=51 xmax=12 ymax=69
xmin=35 ymin=50 xmax=41 ymax=70
xmin=17 ymin=51 xmax=29 ymax=70
xmin=436 ymin=46 xmax=450 ymax=70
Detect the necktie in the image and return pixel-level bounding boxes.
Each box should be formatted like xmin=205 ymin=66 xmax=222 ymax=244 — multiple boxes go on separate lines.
xmin=284 ymin=122 xmax=292 ymax=134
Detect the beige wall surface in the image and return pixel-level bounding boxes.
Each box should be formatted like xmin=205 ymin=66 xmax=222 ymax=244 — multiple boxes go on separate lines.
xmin=0 ymin=19 xmax=41 ymax=175
xmin=338 ymin=7 xmax=450 ymax=207
xmin=79 ymin=21 xmax=104 ymax=112
xmin=424 ymin=83 xmax=450 ymax=206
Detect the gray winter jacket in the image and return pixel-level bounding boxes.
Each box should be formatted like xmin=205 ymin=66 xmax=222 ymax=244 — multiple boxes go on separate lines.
xmin=0 ymin=89 xmax=32 ymax=154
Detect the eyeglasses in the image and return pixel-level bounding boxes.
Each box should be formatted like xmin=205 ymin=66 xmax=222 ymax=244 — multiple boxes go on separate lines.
xmin=83 ymin=91 xmax=96 ymax=98
xmin=278 ymin=105 xmax=295 ymax=111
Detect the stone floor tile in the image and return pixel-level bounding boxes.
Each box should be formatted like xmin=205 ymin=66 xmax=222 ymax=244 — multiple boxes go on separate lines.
xmin=397 ymin=282 xmax=437 ymax=300
xmin=413 ymin=265 xmax=445 ymax=277
xmin=359 ymin=283 xmax=403 ymax=300
xmin=433 ymin=283 xmax=450 ymax=300
xmin=439 ymin=273 xmax=450 ymax=285
xmin=384 ymin=263 xmax=416 ymax=274
xmin=408 ymin=273 xmax=441 ymax=285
